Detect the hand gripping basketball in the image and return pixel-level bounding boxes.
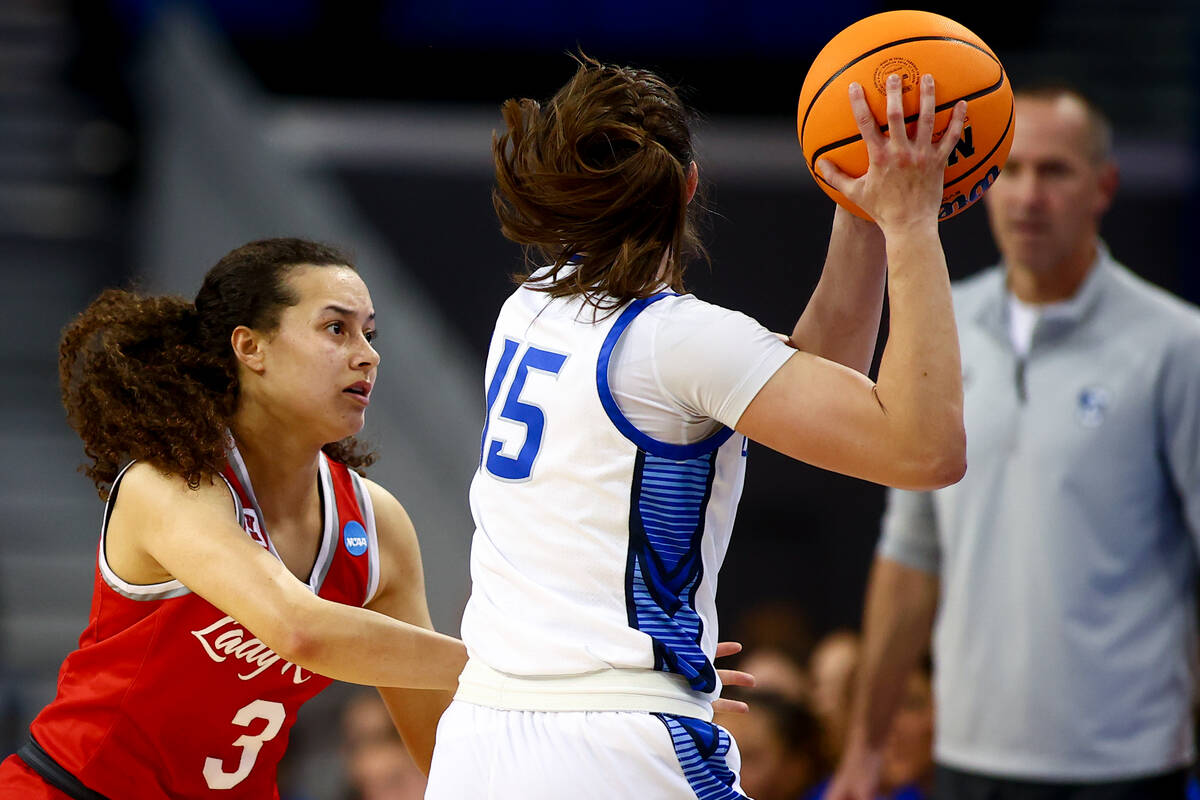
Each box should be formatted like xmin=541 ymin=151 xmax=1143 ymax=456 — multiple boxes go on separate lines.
xmin=818 ymin=73 xmax=966 ymax=231
xmin=797 ymin=10 xmax=1014 ymax=221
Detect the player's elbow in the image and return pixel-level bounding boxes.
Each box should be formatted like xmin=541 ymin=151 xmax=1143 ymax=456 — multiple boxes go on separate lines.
xmin=252 ymin=592 xmax=325 ymax=667
xmin=923 ymin=447 xmax=967 ymax=489
xmin=897 ymin=427 xmax=966 ymax=490
xmin=257 ymin=616 xmax=324 ymax=668
xmin=273 ymin=626 xmax=323 ymax=667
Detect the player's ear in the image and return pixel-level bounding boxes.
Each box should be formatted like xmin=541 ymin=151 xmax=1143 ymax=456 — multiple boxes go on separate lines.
xmin=231 ymin=326 xmax=267 ymax=374
xmin=686 ymin=161 xmax=699 ymax=204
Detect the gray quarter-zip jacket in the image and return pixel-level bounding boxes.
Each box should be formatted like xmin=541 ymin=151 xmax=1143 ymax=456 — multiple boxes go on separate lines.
xmin=879 ymin=244 xmax=1200 ymax=781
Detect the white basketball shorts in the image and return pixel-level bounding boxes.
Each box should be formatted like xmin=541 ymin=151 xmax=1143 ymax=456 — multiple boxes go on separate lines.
xmin=424 ymin=700 xmax=748 ymax=799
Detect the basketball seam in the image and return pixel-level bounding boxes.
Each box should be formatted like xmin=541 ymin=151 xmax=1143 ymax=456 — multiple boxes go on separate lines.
xmin=799 ymin=34 xmax=1002 ymax=159
xmin=941 ymin=100 xmax=1014 ymax=192
xmin=808 ymin=73 xmax=1008 ymax=175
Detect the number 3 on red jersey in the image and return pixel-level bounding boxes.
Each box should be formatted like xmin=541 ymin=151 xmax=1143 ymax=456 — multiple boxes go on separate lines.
xmin=202 ymin=699 xmax=286 ymax=789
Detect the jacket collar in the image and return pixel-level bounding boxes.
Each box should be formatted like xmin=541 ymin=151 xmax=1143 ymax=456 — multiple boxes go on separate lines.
xmin=974 ymin=240 xmax=1113 ymax=345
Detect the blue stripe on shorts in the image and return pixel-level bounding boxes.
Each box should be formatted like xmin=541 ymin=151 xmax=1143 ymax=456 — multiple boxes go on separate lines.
xmin=653 ymin=714 xmax=742 ymax=799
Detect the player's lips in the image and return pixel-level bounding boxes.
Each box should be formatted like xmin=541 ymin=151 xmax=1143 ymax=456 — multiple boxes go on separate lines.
xmin=343 ymin=380 xmax=373 ymax=406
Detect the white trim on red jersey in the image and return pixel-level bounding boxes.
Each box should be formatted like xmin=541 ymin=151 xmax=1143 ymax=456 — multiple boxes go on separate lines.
xmin=95 ymin=461 xmax=243 ymax=601
xmin=347 ymin=470 xmax=381 ymax=606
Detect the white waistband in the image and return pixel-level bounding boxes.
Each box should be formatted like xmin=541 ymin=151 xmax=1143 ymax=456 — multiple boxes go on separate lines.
xmin=453 ymin=658 xmax=713 ymax=721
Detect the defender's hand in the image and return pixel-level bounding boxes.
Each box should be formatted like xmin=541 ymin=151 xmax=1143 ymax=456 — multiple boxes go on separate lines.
xmin=711 ymin=641 xmax=756 ymax=715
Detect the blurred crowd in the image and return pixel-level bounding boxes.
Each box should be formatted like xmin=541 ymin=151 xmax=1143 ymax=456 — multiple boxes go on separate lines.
xmin=334 ymin=689 xmax=428 ymax=800
xmin=714 ymin=606 xmax=933 ymax=800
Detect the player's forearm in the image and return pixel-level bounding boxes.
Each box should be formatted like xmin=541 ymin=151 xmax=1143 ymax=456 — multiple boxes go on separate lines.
xmin=872 ymin=223 xmax=965 ymax=488
xmin=847 ymin=556 xmax=938 ymax=753
xmin=789 ymin=207 xmax=887 ymax=373
xmin=380 ymin=687 xmax=455 ymax=774
xmin=261 ymin=589 xmax=466 ymax=690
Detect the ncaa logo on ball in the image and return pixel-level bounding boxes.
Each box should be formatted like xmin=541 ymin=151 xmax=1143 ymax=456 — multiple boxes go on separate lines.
xmin=873 ymin=57 xmax=919 ymax=95
xmin=343 ymin=520 xmax=369 ymax=556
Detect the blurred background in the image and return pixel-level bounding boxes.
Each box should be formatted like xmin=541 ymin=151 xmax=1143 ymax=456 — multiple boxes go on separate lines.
xmin=0 ymin=0 xmax=1196 ymax=797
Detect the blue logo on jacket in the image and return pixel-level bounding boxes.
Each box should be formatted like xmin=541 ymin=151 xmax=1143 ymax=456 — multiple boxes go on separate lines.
xmin=1076 ymin=386 xmax=1111 ymax=428
xmin=343 ymin=520 xmax=368 ymax=556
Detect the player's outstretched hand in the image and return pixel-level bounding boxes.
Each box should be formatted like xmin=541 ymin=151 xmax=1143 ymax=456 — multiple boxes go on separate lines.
xmin=817 ymin=72 xmax=966 ymax=231
xmin=711 ymin=641 xmax=756 ymax=715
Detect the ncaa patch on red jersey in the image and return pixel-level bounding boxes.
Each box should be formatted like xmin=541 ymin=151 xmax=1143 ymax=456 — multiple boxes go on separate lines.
xmin=343 ymin=520 xmax=368 ymax=556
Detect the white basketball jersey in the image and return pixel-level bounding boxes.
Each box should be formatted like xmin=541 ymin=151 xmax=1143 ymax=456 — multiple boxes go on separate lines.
xmin=461 ymin=282 xmax=751 ymax=718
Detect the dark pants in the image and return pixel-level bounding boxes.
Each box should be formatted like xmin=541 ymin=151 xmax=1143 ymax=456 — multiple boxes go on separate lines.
xmin=934 ymin=763 xmax=1190 ymax=800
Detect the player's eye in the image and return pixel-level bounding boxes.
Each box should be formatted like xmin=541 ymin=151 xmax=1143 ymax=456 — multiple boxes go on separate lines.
xmin=364 ymin=329 xmax=377 ymax=344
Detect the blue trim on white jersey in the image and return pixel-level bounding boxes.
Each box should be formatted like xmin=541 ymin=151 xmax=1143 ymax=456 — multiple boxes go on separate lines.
xmin=596 ymin=293 xmax=735 ymax=460
xmin=626 ymin=450 xmax=718 ymax=693
xmin=654 ymin=714 xmax=742 ymax=799
xmin=479 ymin=337 xmax=520 ymax=466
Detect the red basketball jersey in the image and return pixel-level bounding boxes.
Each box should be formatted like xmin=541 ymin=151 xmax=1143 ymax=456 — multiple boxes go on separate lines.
xmin=27 ymin=446 xmax=381 ymax=799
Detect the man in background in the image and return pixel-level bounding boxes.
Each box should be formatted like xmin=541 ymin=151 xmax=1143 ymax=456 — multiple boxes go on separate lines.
xmin=828 ymin=85 xmax=1200 ymax=800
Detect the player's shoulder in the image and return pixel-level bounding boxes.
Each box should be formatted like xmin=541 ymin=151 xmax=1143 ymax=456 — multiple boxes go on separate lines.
xmin=653 ymin=291 xmax=726 ymax=313
xmin=117 ymin=462 xmax=235 ymax=511
xmin=644 ymin=292 xmax=756 ymax=329
xmin=359 ymin=478 xmax=417 ymax=540
xmin=358 ymin=478 xmax=423 ymax=578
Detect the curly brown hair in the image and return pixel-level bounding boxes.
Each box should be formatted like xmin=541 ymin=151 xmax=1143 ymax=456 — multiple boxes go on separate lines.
xmin=492 ymin=53 xmax=708 ymax=310
xmin=60 ymin=238 xmax=376 ymax=498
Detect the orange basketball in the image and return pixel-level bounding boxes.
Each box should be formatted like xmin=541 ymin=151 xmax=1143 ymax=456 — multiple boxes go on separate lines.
xmin=797 ymin=10 xmax=1013 ymax=221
